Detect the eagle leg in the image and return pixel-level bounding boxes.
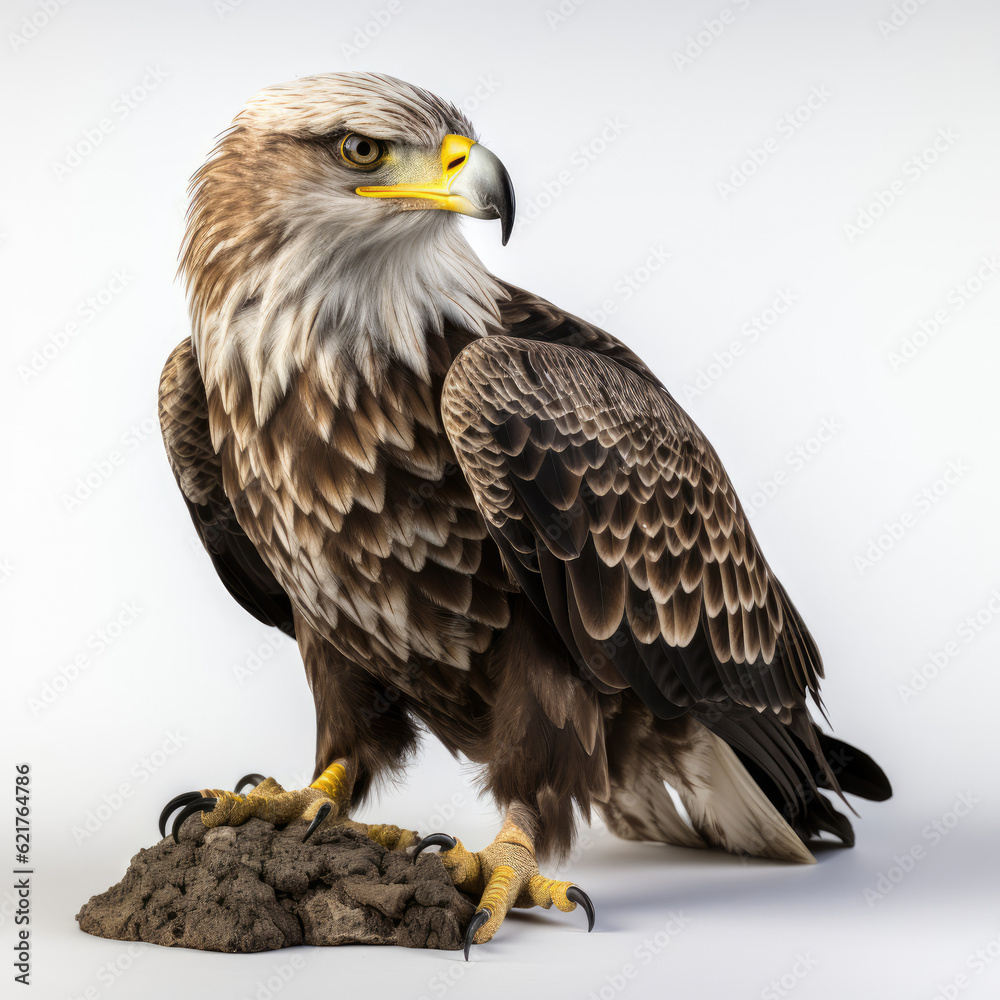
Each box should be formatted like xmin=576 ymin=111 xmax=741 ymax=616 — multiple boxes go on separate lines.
xmin=414 ymin=813 xmax=594 ymax=959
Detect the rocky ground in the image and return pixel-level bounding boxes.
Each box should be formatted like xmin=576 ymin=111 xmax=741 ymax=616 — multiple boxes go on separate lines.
xmin=77 ymin=816 xmax=475 ymax=952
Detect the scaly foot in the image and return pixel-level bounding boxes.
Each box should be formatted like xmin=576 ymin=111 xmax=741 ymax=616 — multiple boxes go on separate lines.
xmin=413 ymin=818 xmax=595 ymax=959
xmin=157 ymin=761 xmax=418 ymax=850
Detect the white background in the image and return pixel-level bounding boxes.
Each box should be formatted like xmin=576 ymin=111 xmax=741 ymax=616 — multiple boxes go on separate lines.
xmin=3 ymin=0 xmax=999 ymax=998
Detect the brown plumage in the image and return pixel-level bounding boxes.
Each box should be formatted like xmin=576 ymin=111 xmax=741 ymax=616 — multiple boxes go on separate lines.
xmin=159 ymin=72 xmax=890 ymax=877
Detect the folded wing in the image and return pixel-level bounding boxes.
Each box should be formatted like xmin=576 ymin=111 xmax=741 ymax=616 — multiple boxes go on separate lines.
xmin=441 ymin=333 xmax=823 ymax=722
xmin=158 ymin=338 xmax=296 ymax=635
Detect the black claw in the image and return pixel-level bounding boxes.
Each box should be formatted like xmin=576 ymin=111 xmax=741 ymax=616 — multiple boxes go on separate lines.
xmin=158 ymin=791 xmax=201 ymax=839
xmin=411 ymin=832 xmax=457 ymax=861
xmin=464 ymin=908 xmax=490 ymax=961
xmin=234 ymin=773 xmax=266 ymax=793
xmin=171 ymin=797 xmax=218 ymax=844
xmin=302 ymin=802 xmax=332 ymax=843
xmin=566 ymin=885 xmax=596 ymax=932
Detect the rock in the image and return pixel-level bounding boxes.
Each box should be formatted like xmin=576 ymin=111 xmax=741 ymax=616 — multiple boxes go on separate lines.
xmin=76 ymin=817 xmax=475 ymax=952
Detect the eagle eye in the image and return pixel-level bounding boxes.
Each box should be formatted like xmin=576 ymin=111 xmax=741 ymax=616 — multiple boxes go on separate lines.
xmin=339 ymin=133 xmax=383 ymax=167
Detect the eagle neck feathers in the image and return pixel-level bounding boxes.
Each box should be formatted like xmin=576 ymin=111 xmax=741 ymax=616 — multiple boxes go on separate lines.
xmin=182 ymin=173 xmax=507 ymax=433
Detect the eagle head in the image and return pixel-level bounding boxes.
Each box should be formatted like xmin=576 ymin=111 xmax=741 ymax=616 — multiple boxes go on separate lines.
xmin=180 ymin=72 xmax=515 ymax=417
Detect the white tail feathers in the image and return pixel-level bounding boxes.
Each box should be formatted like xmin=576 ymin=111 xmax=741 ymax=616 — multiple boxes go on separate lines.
xmin=602 ymin=722 xmax=816 ymax=864
xmin=598 ymin=769 xmax=707 ymax=851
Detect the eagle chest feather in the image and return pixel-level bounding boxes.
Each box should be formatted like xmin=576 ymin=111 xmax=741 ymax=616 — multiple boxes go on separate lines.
xmin=210 ymin=348 xmax=512 ymax=678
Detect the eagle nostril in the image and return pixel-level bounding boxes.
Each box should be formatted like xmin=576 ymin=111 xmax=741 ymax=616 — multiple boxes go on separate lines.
xmin=447 ymin=155 xmax=466 ymax=171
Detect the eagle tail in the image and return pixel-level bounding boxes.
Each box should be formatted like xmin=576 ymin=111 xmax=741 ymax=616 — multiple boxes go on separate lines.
xmin=695 ymin=703 xmax=892 ymax=854
xmin=597 ymin=770 xmax=708 ymax=852
xmin=810 ymin=730 xmax=894 ymax=802
xmin=600 ymin=720 xmax=817 ymax=863
xmin=671 ymin=726 xmax=818 ymax=864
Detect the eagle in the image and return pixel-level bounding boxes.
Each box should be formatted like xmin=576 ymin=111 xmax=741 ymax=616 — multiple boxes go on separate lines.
xmin=157 ymin=71 xmax=891 ymax=957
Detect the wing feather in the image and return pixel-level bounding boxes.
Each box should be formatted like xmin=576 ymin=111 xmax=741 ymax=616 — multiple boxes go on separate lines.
xmin=158 ymin=338 xmax=296 ymax=634
xmin=442 ymin=332 xmax=823 ymax=720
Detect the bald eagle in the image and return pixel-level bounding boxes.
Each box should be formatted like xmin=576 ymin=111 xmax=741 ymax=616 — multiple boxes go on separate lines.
xmin=158 ymin=72 xmax=891 ymax=957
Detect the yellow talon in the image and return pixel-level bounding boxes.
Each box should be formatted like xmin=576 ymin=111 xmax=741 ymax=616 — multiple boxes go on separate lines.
xmin=478 ymin=864 xmax=519 ymax=933
xmin=200 ymin=780 xmax=329 ymax=828
xmin=432 ymin=818 xmax=590 ymax=947
xmin=201 ymin=759 xmax=353 ymax=829
xmin=162 ymin=762 xmax=421 ymax=852
xmin=524 ymin=875 xmax=576 ymax=912
xmin=351 ymin=822 xmax=419 ymax=851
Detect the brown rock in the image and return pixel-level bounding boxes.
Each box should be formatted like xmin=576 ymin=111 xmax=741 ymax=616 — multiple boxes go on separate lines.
xmin=76 ymin=817 xmax=475 ymax=951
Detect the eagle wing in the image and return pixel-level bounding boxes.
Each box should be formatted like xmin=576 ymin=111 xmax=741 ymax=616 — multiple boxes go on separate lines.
xmin=440 ymin=327 xmax=823 ymax=722
xmin=158 ymin=338 xmax=296 ymax=635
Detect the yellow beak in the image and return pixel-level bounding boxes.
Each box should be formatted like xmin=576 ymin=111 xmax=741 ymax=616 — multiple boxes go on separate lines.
xmin=356 ymin=134 xmax=515 ymax=245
